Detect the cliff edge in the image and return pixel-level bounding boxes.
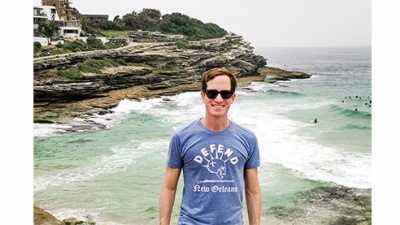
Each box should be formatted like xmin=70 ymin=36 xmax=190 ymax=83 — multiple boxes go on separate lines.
xmin=34 ymin=32 xmax=310 ymax=123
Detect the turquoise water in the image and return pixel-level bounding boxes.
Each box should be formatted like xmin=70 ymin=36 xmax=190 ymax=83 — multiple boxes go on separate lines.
xmin=34 ymin=47 xmax=371 ymax=224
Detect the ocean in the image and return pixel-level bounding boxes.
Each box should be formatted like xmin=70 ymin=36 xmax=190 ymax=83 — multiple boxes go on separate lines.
xmin=33 ymin=46 xmax=371 ymax=224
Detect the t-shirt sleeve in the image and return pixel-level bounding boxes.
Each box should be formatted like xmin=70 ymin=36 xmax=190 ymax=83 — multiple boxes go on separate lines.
xmin=166 ymin=132 xmax=183 ymax=168
xmin=245 ymin=135 xmax=261 ymax=169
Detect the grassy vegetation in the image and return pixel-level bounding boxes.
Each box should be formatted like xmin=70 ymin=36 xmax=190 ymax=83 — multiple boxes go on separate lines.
xmin=35 ymin=9 xmax=231 ymax=80
xmin=34 ymin=37 xmax=124 ymax=58
xmin=57 ymin=59 xmax=131 ymax=79
xmin=34 ymin=9 xmax=228 ymax=57
xmin=79 ymin=9 xmax=227 ymax=41
xmin=100 ymin=30 xmax=130 ymax=38
xmin=176 ymin=39 xmax=189 ymax=49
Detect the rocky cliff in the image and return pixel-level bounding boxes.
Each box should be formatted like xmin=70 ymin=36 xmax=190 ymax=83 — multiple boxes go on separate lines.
xmin=33 ymin=31 xmax=309 ymax=122
xmin=34 ymin=32 xmax=265 ymax=102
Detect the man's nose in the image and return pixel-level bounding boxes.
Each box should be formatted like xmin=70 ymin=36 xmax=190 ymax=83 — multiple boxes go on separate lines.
xmin=214 ymin=93 xmax=224 ymax=101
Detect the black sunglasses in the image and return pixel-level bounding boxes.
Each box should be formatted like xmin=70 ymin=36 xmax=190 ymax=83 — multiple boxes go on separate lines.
xmin=204 ymin=89 xmax=233 ymax=99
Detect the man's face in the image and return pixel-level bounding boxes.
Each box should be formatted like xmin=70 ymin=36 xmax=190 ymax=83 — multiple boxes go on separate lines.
xmin=201 ymin=75 xmax=236 ymax=118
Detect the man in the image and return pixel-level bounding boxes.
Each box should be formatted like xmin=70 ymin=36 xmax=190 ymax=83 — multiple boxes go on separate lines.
xmin=159 ymin=67 xmax=262 ymax=225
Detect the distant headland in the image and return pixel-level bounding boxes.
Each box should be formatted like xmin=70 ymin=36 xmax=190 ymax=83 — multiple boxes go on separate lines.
xmin=34 ymin=31 xmax=311 ymax=123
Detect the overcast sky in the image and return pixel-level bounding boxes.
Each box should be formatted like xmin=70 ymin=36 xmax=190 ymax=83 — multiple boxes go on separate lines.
xmin=33 ymin=0 xmax=371 ymax=48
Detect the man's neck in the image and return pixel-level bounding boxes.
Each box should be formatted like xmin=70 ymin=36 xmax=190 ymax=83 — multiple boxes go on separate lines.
xmin=200 ymin=117 xmax=229 ymax=132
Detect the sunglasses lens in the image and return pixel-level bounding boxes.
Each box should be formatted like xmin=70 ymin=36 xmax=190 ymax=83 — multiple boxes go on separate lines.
xmin=206 ymin=90 xmax=218 ymax=98
xmin=220 ymin=91 xmax=232 ymax=99
xmin=205 ymin=90 xmax=232 ymax=99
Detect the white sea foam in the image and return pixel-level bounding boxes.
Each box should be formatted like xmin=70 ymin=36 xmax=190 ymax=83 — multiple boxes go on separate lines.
xmin=34 ymin=85 xmax=371 ymax=190
xmin=264 ymin=129 xmax=371 ymax=188
xmin=34 ymin=139 xmax=168 ymax=192
xmin=229 ymin=90 xmax=371 ymax=189
xmin=49 ymin=208 xmax=101 ymax=224
xmin=33 ymin=123 xmax=70 ymax=137
xmin=124 ymin=89 xmax=371 ymax=189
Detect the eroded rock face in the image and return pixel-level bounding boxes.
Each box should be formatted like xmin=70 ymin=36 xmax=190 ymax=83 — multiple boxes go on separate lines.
xmin=33 ymin=32 xmax=313 ymax=122
xmin=265 ymin=185 xmax=371 ymax=225
xmin=33 ymin=205 xmax=64 ymax=225
xmin=33 ymin=32 xmax=266 ymax=104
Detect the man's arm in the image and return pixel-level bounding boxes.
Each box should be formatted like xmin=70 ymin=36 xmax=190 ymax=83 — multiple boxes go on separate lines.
xmin=159 ymin=166 xmax=181 ymax=225
xmin=244 ymin=168 xmax=262 ymax=225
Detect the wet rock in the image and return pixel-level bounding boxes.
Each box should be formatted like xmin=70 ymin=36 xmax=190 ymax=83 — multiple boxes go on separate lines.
xmin=265 ymin=185 xmax=371 ymax=225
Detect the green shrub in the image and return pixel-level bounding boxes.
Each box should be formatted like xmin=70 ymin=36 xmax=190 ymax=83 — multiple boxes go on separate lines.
xmin=63 ymin=39 xmax=88 ymax=52
xmin=104 ymin=41 xmax=118 ymax=49
xmin=57 ymin=67 xmax=83 ymax=79
xmin=34 ymin=42 xmax=42 ymax=54
xmin=51 ymin=48 xmax=65 ymax=55
xmin=176 ymin=40 xmax=188 ymax=49
xmin=87 ymin=36 xmax=105 ymax=50
xmin=116 ymin=59 xmax=128 ymax=65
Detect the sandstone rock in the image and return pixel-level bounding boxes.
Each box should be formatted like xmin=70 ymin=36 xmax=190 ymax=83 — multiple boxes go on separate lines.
xmin=33 ymin=32 xmax=312 ymax=123
xmin=34 ymin=205 xmax=64 ymax=225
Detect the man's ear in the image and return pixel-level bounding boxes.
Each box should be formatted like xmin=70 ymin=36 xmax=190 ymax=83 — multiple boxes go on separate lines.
xmin=231 ymin=93 xmax=236 ymax=102
xmin=200 ymin=91 xmax=205 ymax=100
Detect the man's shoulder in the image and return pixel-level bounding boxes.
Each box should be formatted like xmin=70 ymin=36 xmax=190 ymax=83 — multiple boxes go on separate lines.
xmin=230 ymin=121 xmax=255 ymax=133
xmin=174 ymin=120 xmax=200 ymax=134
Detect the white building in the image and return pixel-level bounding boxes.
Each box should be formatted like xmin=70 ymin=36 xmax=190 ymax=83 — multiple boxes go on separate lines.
xmin=33 ymin=4 xmax=81 ymax=39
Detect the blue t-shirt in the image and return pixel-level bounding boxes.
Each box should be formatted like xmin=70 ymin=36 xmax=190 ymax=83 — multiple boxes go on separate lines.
xmin=167 ymin=119 xmax=260 ymax=225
